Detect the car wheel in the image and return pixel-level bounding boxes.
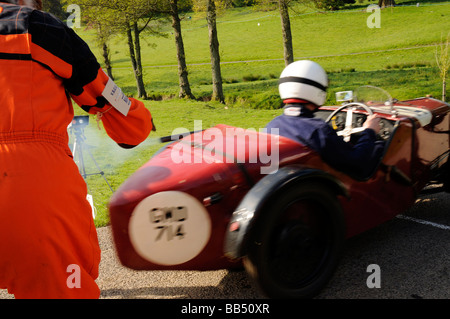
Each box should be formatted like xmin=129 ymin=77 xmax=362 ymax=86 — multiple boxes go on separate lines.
xmin=243 ymin=182 xmax=345 ymax=299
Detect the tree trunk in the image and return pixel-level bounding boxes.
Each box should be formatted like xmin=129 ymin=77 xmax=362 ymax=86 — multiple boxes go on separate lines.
xmin=133 ymin=22 xmax=147 ymax=99
xmin=102 ymin=41 xmax=114 ymax=80
xmin=126 ymin=23 xmax=147 ymax=99
xmin=206 ymin=0 xmax=224 ymax=103
xmin=378 ymin=0 xmax=396 ymax=8
xmin=279 ymin=0 xmax=294 ymax=66
xmin=126 ymin=25 xmax=138 ymax=82
xmin=96 ymin=24 xmax=114 ymax=80
xmin=443 ymin=80 xmax=447 ymax=102
xmin=170 ymin=0 xmax=195 ymax=99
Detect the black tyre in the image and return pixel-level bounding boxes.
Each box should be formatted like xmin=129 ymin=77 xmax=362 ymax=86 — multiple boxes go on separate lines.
xmin=243 ymin=182 xmax=345 ymax=299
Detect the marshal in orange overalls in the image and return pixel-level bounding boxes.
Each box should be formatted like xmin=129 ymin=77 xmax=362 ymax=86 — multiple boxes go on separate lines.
xmin=0 ymin=3 xmax=153 ymax=298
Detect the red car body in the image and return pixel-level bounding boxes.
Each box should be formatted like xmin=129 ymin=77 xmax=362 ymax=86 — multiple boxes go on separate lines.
xmin=108 ymin=94 xmax=450 ymax=298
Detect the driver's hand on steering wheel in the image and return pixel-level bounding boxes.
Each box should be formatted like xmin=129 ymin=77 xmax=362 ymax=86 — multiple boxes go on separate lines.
xmin=363 ymin=114 xmax=381 ymax=134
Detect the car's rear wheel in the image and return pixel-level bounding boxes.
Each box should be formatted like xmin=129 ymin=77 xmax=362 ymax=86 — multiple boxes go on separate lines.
xmin=243 ymin=182 xmax=345 ymax=299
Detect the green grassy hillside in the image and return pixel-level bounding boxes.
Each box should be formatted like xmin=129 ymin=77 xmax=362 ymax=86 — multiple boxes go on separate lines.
xmin=78 ymin=2 xmax=449 ymax=101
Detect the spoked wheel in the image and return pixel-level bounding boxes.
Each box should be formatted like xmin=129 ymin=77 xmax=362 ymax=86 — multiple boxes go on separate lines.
xmin=244 ymin=182 xmax=345 ymax=299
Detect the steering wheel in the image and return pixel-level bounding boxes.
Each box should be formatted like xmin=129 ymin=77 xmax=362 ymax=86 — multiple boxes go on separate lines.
xmin=325 ymin=102 xmax=373 ymax=142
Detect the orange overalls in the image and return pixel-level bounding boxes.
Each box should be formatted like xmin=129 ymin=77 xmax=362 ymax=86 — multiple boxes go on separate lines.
xmin=0 ymin=4 xmax=153 ymax=298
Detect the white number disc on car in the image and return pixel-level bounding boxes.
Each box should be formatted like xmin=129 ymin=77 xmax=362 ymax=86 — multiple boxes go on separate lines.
xmin=128 ymin=191 xmax=212 ymax=266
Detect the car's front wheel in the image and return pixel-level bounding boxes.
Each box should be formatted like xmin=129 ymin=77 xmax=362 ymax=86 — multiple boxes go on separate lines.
xmin=243 ymin=182 xmax=345 ymax=299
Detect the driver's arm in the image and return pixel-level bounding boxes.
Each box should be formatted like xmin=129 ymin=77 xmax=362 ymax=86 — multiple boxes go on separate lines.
xmin=363 ymin=114 xmax=381 ymax=134
xmin=318 ymin=123 xmax=382 ymax=176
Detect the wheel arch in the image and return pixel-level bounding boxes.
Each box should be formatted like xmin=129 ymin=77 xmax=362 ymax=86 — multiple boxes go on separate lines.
xmin=224 ymin=165 xmax=348 ymax=260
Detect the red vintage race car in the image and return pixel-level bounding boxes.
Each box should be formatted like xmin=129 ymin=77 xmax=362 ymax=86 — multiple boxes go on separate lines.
xmin=108 ymin=86 xmax=450 ymax=298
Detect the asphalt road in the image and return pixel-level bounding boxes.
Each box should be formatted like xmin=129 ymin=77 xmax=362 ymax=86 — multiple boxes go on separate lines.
xmin=2 ymin=189 xmax=450 ymax=300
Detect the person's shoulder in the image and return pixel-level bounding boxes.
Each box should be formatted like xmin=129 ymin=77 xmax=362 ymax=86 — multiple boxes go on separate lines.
xmin=29 ymin=8 xmax=66 ymax=29
xmin=266 ymin=114 xmax=283 ymax=127
xmin=0 ymin=3 xmax=34 ymax=23
xmin=29 ymin=8 xmax=73 ymax=45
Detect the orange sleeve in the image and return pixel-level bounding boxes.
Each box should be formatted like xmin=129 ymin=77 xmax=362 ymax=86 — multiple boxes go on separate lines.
xmin=27 ymin=10 xmax=154 ymax=148
xmin=97 ymin=97 xmax=153 ymax=148
xmin=70 ymin=70 xmax=154 ymax=148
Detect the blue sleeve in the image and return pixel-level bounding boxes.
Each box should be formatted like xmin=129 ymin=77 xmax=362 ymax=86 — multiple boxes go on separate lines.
xmin=318 ymin=124 xmax=378 ymax=175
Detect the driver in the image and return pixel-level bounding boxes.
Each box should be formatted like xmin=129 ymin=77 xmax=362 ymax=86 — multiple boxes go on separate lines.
xmin=266 ymin=60 xmax=385 ymax=178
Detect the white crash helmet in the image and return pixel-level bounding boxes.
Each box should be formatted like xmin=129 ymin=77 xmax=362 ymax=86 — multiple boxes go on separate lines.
xmin=278 ymin=60 xmax=328 ymax=106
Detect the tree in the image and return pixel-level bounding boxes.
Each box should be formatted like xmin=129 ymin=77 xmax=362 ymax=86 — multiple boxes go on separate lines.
xmin=118 ymin=1 xmax=165 ymax=100
xmin=193 ymin=0 xmax=230 ymax=103
xmin=436 ymin=33 xmax=450 ymax=102
xmin=206 ymin=0 xmax=225 ymax=103
xmin=378 ymin=0 xmax=395 ymax=8
xmin=98 ymin=25 xmax=114 ymax=80
xmin=255 ymin=0 xmax=295 ymax=66
xmin=169 ymin=0 xmax=196 ymax=99
xmin=126 ymin=20 xmax=148 ymax=99
xmin=75 ymin=2 xmax=115 ymax=80
xmin=43 ymin=0 xmax=67 ymax=20
xmin=278 ymin=0 xmax=294 ymax=65
xmin=77 ymin=0 xmax=167 ymax=99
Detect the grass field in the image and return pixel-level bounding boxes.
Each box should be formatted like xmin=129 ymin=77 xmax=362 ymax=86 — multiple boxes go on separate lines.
xmin=72 ymin=1 xmax=450 ymax=226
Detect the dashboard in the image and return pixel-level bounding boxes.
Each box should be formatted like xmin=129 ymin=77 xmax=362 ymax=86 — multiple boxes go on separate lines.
xmin=315 ymin=110 xmax=395 ymax=141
